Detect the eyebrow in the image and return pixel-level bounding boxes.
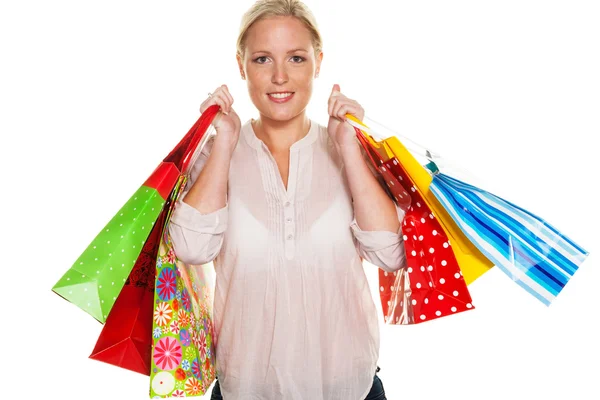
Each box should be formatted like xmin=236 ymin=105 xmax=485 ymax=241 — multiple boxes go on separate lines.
xmin=251 ymin=48 xmax=309 ymax=56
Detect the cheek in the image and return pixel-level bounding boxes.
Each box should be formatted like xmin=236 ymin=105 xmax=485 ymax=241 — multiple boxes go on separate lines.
xmin=296 ymin=69 xmax=315 ymax=87
xmin=247 ymin=73 xmax=269 ymax=94
xmin=296 ymin=78 xmax=314 ymax=98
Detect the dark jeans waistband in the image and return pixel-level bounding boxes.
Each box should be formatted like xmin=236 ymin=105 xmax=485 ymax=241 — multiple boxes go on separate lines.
xmin=210 ymin=366 xmax=386 ymax=400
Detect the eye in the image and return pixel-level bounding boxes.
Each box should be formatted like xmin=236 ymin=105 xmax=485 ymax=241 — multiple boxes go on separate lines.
xmin=254 ymin=56 xmax=269 ymax=64
xmin=291 ymin=56 xmax=305 ymax=63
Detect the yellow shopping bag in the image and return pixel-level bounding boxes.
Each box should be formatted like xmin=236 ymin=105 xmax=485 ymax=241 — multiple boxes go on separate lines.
xmin=346 ymin=115 xmax=493 ymax=284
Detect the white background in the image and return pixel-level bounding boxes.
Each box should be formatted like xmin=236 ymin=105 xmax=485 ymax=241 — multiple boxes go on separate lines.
xmin=2 ymin=1 xmax=599 ymax=399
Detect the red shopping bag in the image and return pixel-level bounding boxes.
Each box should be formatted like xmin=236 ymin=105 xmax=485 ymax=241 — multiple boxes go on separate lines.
xmin=88 ymin=197 xmax=171 ymax=375
xmin=354 ymin=124 xmax=475 ymax=324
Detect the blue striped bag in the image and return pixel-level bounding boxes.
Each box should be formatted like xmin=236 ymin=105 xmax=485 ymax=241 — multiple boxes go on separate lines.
xmin=429 ymin=172 xmax=589 ymax=305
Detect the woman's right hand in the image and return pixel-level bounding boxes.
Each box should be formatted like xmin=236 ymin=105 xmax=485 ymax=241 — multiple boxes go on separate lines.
xmin=200 ymin=85 xmax=241 ymax=152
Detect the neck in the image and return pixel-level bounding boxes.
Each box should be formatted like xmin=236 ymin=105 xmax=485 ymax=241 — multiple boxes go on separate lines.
xmin=252 ymin=112 xmax=311 ymax=153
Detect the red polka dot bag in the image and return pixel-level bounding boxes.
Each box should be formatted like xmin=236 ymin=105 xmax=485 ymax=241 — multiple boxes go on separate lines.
xmin=352 ymin=117 xmax=476 ymax=324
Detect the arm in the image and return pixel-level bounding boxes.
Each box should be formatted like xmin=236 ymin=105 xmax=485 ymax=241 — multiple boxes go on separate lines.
xmin=182 ymin=134 xmax=235 ymax=214
xmin=326 ymin=83 xmax=400 ymax=232
xmin=349 ymin=201 xmax=407 ymax=273
xmin=169 ymin=85 xmax=240 ymax=265
xmin=340 ymin=140 xmax=401 ymax=233
xmin=326 ymin=83 xmax=406 ymax=271
xmin=168 ymin=136 xmax=232 ymax=265
xmin=341 ymin=141 xmax=407 ymax=272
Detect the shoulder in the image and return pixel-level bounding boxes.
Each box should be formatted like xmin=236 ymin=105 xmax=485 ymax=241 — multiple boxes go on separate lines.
xmin=241 ymin=118 xmax=253 ymax=132
xmin=312 ymin=119 xmax=336 ymax=149
xmin=312 ymin=119 xmax=330 ymax=145
xmin=236 ymin=118 xmax=259 ymax=150
xmin=311 ymin=119 xmax=345 ymax=167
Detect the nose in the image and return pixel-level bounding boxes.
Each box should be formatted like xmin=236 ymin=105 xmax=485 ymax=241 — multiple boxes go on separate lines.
xmin=271 ymin=63 xmax=289 ymax=85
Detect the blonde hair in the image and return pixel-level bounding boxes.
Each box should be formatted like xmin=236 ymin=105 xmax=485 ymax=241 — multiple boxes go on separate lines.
xmin=236 ymin=0 xmax=323 ymax=61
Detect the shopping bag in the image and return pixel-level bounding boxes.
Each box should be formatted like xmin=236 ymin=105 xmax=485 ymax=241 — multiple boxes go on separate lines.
xmin=347 ymin=115 xmax=589 ymax=305
xmin=52 ymin=105 xmax=220 ymax=323
xmin=346 ymin=117 xmax=494 ymax=285
xmin=88 ymin=188 xmax=173 ymax=375
xmin=429 ymin=171 xmax=589 ymax=305
xmin=149 ymin=177 xmax=217 ymax=397
xmin=352 ymin=118 xmax=475 ymax=324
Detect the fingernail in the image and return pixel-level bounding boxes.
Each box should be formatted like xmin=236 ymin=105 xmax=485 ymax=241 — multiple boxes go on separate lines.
xmin=223 ymin=111 xmax=228 ymax=115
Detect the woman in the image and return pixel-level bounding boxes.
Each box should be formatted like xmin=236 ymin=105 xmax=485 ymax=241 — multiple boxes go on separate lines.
xmin=169 ymin=1 xmax=407 ymax=398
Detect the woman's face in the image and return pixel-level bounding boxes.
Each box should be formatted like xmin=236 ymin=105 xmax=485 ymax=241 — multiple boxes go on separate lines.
xmin=237 ymin=16 xmax=322 ymax=122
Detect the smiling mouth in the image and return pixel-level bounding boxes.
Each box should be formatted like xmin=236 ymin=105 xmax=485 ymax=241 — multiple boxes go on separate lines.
xmin=268 ymin=92 xmax=294 ymax=99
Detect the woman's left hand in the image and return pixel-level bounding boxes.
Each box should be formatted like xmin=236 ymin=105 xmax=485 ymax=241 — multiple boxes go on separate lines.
xmin=327 ymin=84 xmax=365 ymax=149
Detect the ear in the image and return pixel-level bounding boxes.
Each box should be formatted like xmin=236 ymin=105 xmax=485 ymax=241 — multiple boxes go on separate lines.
xmin=236 ymin=54 xmax=245 ymax=80
xmin=315 ymin=51 xmax=323 ymax=78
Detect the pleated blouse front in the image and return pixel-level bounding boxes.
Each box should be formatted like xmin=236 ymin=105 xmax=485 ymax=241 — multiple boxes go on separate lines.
xmin=169 ymin=118 xmax=406 ymax=400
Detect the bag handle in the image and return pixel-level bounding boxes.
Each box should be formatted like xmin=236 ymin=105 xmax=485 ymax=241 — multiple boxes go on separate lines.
xmin=346 ymin=114 xmax=486 ymax=188
xmin=163 ymin=104 xmax=220 ymax=174
xmin=345 ymin=116 xmax=442 ymax=165
xmin=353 ymin=125 xmax=384 ymax=171
xmin=352 ymin=122 xmax=412 ymax=210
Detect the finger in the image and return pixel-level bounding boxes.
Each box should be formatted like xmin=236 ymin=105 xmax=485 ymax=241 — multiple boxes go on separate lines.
xmin=200 ymin=97 xmax=219 ymax=114
xmin=211 ymin=85 xmax=224 ymax=99
xmin=335 ymin=99 xmax=363 ymax=120
xmin=328 ymin=84 xmax=343 ymax=114
xmin=332 ymin=101 xmax=347 ymax=121
xmin=336 ymin=104 xmax=361 ymax=122
xmin=202 ymin=87 xmax=223 ymax=113
xmin=328 ymin=94 xmax=345 ymax=116
xmin=327 ymin=96 xmax=334 ymax=116
xmin=219 ymin=85 xmax=234 ymax=112
xmin=211 ymin=112 xmax=222 ymax=129
xmin=355 ymin=106 xmax=365 ymax=121
xmin=329 ymin=97 xmax=342 ymax=118
xmin=332 ymin=98 xmax=352 ymax=120
xmin=211 ymin=91 xmax=230 ymax=115
xmin=344 ymin=100 xmax=364 ymax=121
xmin=222 ymin=88 xmax=234 ymax=112
xmin=210 ymin=96 xmax=228 ymax=115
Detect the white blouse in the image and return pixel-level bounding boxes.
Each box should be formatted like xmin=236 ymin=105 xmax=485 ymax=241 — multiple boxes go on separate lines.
xmin=169 ymin=118 xmax=407 ymax=400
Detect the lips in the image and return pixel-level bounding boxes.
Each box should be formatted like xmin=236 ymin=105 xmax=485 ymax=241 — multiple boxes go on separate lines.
xmin=267 ymin=92 xmax=295 ymax=103
xmin=268 ymin=92 xmax=294 ymax=97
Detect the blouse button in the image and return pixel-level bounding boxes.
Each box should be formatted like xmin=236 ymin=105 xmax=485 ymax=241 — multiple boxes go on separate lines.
xmin=286 ymin=217 xmax=292 ymax=223
xmin=285 ymin=201 xmax=291 ymax=207
xmin=287 ymin=234 xmax=294 ymax=240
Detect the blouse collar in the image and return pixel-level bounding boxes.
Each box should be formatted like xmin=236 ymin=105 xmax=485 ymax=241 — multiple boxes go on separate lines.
xmin=242 ymin=118 xmax=319 ymax=151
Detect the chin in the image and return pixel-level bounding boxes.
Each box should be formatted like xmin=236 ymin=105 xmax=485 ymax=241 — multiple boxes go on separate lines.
xmin=260 ymin=107 xmax=301 ymax=122
xmin=270 ymin=110 xmax=297 ymax=120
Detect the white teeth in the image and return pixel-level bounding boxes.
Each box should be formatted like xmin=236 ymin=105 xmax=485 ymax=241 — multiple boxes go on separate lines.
xmin=269 ymin=92 xmax=293 ymax=99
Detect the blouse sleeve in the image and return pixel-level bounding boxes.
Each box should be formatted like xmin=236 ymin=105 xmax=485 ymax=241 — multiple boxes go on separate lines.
xmin=168 ymin=136 xmax=228 ymax=265
xmin=350 ymin=202 xmax=407 ymax=273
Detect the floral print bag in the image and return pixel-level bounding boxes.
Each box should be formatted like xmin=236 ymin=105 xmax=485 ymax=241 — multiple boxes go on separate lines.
xmin=149 ymin=176 xmax=217 ymax=398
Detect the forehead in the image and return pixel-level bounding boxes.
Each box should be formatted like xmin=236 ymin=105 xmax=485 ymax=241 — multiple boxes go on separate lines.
xmin=245 ymin=16 xmax=313 ymax=53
